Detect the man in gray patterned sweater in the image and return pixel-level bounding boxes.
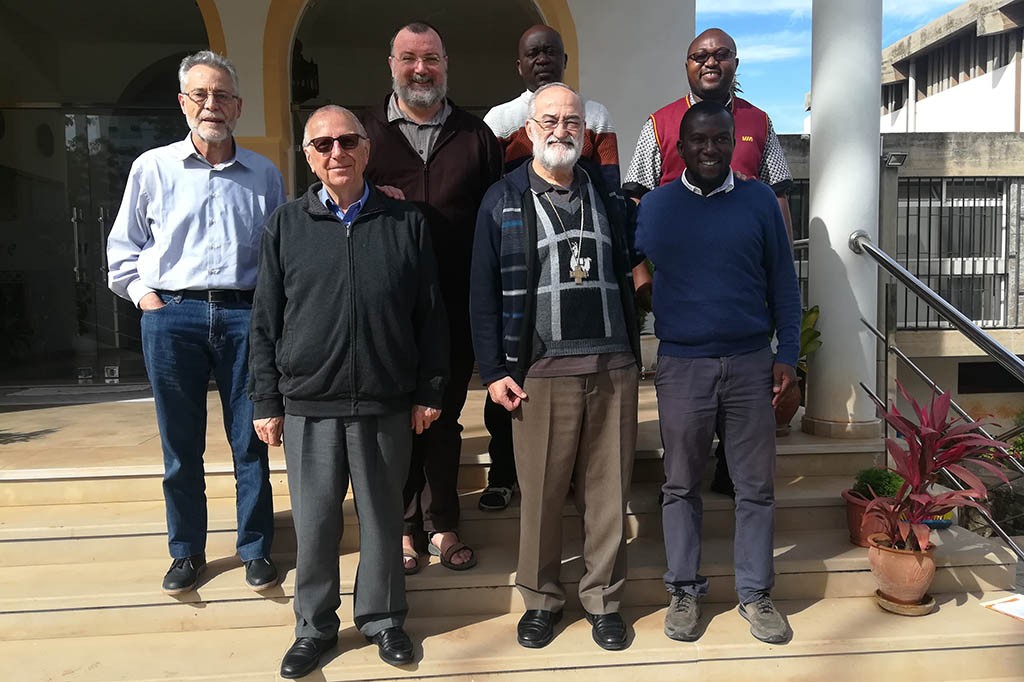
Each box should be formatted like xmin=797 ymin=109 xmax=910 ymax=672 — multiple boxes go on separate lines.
xmin=470 ymin=83 xmax=642 ymax=652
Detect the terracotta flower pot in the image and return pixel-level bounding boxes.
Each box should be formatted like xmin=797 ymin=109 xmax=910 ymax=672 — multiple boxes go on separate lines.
xmin=866 ymin=532 xmax=936 ymax=606
xmin=841 ymin=489 xmax=886 ymax=547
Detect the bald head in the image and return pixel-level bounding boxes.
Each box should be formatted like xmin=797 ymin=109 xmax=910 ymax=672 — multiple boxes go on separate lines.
xmin=517 ymin=24 xmax=567 ymax=92
xmin=303 ymin=105 xmax=366 ymax=146
xmin=686 ymin=28 xmax=739 ymax=103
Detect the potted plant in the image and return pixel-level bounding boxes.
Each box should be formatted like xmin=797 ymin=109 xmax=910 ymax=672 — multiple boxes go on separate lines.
xmin=863 ymin=383 xmax=1014 ymax=613
xmin=774 ymin=305 xmax=822 ymax=434
xmin=841 ymin=467 xmax=904 ymax=547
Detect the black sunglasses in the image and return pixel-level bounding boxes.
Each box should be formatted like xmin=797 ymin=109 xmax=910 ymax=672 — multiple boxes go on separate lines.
xmin=688 ymin=48 xmax=736 ymax=64
xmin=306 ymin=134 xmax=367 ymax=154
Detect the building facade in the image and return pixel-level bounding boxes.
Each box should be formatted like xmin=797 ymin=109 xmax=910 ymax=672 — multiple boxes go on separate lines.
xmin=0 ymin=0 xmax=693 ymax=385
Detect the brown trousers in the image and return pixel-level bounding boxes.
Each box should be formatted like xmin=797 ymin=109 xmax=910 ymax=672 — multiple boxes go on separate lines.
xmin=511 ymin=366 xmax=639 ymax=613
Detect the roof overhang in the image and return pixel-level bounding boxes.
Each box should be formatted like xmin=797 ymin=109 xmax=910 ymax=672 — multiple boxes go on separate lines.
xmin=881 ymin=0 xmax=1024 ymax=85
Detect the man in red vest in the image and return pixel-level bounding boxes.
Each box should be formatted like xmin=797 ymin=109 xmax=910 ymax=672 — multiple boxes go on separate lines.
xmin=624 ymin=28 xmax=794 ymax=496
xmin=624 ymin=28 xmax=793 ymax=234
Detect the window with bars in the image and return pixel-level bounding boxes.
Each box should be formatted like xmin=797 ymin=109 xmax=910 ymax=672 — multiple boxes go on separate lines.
xmin=785 ymin=176 xmax=1018 ymax=329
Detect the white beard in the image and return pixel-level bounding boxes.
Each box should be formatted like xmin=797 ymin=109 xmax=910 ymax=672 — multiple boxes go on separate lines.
xmin=533 ymin=134 xmax=582 ymax=172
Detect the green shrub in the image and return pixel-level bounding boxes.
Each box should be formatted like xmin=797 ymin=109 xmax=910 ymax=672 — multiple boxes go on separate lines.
xmin=852 ymin=467 xmax=904 ymax=498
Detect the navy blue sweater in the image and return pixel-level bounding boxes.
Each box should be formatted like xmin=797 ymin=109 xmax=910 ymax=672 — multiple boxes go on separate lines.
xmin=634 ymin=177 xmax=801 ymax=367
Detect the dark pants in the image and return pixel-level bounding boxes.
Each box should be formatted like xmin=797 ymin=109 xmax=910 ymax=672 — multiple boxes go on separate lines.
xmin=656 ymin=348 xmax=777 ymax=604
xmin=403 ymin=321 xmax=474 ymax=538
xmin=141 ymin=294 xmax=274 ymax=561
xmin=484 ymin=394 xmax=516 ymax=487
xmin=285 ymin=412 xmax=409 ymax=639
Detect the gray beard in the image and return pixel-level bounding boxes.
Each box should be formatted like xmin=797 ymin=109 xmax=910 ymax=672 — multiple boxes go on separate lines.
xmin=393 ymin=77 xmax=446 ymax=110
xmin=533 ymin=137 xmax=582 ymax=172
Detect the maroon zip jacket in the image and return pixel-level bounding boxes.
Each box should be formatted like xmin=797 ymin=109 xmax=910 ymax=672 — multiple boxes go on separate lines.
xmin=362 ymin=97 xmax=503 ymax=320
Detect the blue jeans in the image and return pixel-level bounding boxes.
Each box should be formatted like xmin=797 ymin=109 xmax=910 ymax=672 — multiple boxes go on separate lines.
xmin=656 ymin=347 xmax=776 ymax=604
xmin=141 ymin=293 xmax=274 ymax=561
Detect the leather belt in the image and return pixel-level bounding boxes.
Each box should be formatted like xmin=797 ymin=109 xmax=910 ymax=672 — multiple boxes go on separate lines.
xmin=158 ymin=289 xmax=255 ymax=304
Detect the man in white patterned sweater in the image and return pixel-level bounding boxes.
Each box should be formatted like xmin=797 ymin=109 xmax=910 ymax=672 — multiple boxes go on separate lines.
xmin=479 ymin=24 xmax=621 ymax=513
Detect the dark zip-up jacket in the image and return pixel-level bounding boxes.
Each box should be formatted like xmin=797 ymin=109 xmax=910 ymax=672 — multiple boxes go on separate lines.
xmin=361 ymin=98 xmax=503 ymax=319
xmin=248 ymin=183 xmax=449 ymax=419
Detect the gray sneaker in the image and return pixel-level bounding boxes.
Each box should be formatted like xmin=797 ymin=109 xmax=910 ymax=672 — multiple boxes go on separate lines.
xmin=739 ymin=594 xmax=790 ymax=643
xmin=664 ymin=590 xmax=701 ymax=641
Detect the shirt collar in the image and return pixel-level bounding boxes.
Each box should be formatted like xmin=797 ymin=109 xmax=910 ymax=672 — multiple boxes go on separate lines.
xmin=687 ymin=91 xmax=734 ymax=110
xmin=680 ymin=169 xmax=735 ymax=197
xmin=387 ymin=93 xmax=451 ymax=126
xmin=527 ymin=162 xmax=586 ymax=197
xmin=318 ymin=182 xmax=370 ymax=224
xmin=174 ymin=133 xmax=246 ymax=168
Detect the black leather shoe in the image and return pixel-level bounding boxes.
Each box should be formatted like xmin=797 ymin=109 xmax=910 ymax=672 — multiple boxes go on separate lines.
xmin=280 ymin=636 xmax=337 ymax=679
xmin=366 ymin=627 xmax=414 ymax=666
xmin=517 ymin=609 xmax=562 ymax=648
xmin=586 ymin=611 xmax=628 ymax=650
xmin=244 ymin=557 xmax=279 ymax=591
xmin=161 ymin=554 xmax=206 ymax=595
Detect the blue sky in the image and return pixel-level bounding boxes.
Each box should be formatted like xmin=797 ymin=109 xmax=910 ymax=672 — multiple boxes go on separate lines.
xmin=696 ymin=0 xmax=964 ymax=133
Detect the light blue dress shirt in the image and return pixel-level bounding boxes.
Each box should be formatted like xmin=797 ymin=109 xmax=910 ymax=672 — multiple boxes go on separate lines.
xmin=106 ymin=135 xmax=286 ymax=306
xmin=317 ymin=182 xmax=370 ymax=225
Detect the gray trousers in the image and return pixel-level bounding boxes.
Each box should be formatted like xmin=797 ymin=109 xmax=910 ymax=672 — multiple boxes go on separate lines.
xmin=284 ymin=412 xmax=410 ymax=640
xmin=656 ymin=347 xmax=776 ymax=604
xmin=512 ymin=366 xmax=639 ymax=614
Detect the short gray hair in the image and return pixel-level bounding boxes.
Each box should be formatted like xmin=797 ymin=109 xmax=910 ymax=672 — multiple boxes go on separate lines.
xmin=302 ymin=105 xmax=368 ymax=146
xmin=528 ymin=82 xmax=581 ymax=119
xmin=178 ymin=51 xmax=240 ymax=94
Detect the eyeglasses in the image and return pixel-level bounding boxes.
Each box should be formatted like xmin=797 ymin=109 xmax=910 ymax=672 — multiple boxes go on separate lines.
xmin=529 ymin=116 xmax=582 ymax=133
xmin=392 ymin=54 xmax=444 ymax=67
xmin=305 ymin=134 xmax=368 ymax=154
xmin=688 ymin=48 xmax=736 ymax=64
xmin=182 ymin=90 xmax=239 ymax=106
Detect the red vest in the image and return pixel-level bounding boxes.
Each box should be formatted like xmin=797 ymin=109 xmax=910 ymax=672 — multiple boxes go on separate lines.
xmin=650 ymin=95 xmax=769 ymax=186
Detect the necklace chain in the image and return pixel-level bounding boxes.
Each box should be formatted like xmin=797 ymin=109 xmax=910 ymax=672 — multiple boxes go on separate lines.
xmin=542 ymin=187 xmax=588 ymax=284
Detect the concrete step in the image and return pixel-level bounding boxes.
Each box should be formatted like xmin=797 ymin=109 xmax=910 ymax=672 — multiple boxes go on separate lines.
xmin=3 ymin=593 xmax=1021 ymax=681
xmin=0 ymin=477 xmax=854 ymax=565
xmin=0 ymin=436 xmax=881 ymax=506
xmin=1 ymin=527 xmax=1013 ymax=641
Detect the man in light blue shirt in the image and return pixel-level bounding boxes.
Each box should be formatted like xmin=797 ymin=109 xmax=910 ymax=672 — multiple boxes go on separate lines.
xmin=106 ymin=50 xmax=286 ymax=596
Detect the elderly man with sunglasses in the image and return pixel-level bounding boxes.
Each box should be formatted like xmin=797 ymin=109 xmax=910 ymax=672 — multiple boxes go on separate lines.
xmin=107 ymin=50 xmax=284 ymax=597
xmin=471 ymin=83 xmax=642 ymax=652
xmin=250 ymin=105 xmax=449 ymax=678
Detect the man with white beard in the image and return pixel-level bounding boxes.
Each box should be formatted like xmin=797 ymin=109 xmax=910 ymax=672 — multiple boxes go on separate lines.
xmin=470 ymin=83 xmax=642 ymax=651
xmin=362 ymin=22 xmax=502 ymax=575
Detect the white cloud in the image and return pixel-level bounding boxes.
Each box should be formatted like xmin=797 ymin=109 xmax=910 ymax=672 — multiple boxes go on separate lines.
xmin=883 ymin=0 xmax=961 ymax=20
xmin=736 ymin=30 xmax=811 ymax=63
xmin=697 ymin=0 xmax=961 ymax=20
xmin=697 ymin=0 xmax=809 ymax=17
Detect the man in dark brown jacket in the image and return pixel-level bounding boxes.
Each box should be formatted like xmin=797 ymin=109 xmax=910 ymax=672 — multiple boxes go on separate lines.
xmin=361 ymin=21 xmax=503 ymax=574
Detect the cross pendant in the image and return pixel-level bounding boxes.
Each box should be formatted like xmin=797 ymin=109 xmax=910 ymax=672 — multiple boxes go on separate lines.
xmin=572 ymin=265 xmax=587 ymax=284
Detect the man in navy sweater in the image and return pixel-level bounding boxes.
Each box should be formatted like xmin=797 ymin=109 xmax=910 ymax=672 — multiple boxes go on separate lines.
xmin=634 ymin=100 xmax=800 ymax=645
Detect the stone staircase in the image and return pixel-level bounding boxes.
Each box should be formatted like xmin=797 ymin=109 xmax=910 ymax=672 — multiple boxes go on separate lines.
xmin=0 ymin=384 xmax=1021 ymax=681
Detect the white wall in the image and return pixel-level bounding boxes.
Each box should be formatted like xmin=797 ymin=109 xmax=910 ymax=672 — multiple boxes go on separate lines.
xmin=880 ymin=62 xmax=1018 ymax=133
xmin=567 ymin=0 xmax=695 ymax=170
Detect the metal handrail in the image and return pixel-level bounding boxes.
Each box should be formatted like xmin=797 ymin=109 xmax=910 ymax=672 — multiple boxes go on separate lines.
xmin=793 ymin=238 xmax=808 ymax=251
xmin=859 ymin=380 xmax=1024 ymax=560
xmin=850 ymin=230 xmax=1024 ymax=387
xmin=849 ymin=231 xmax=1024 ymax=560
xmin=861 ymin=318 xmax=1024 ymax=479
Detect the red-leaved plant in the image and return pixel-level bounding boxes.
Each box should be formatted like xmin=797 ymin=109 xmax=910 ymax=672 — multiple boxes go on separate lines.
xmin=864 ymin=383 xmax=1015 ymax=552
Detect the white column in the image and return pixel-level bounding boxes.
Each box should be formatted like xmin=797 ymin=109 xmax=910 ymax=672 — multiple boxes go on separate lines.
xmin=213 ymin=0 xmax=273 ymax=138
xmin=908 ymin=59 xmax=917 ymax=133
xmin=803 ymin=0 xmax=882 ymax=438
